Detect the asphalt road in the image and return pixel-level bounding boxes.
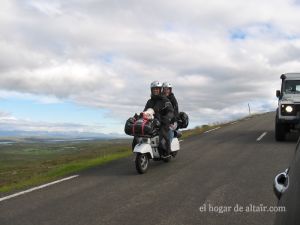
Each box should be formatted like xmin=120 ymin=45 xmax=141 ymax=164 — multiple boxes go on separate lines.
xmin=0 ymin=112 xmax=297 ymax=225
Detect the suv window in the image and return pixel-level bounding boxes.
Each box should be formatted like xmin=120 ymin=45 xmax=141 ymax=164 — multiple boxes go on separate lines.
xmin=283 ymin=80 xmax=300 ymax=94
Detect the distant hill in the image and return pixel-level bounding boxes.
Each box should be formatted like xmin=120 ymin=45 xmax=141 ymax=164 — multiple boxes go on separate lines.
xmin=0 ymin=130 xmax=127 ymax=140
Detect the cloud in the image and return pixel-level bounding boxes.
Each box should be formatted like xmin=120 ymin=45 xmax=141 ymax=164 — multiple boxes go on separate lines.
xmin=0 ymin=110 xmax=14 ymax=120
xmin=0 ymin=114 xmax=106 ymax=133
xmin=1 ymin=0 xmax=300 ymax=128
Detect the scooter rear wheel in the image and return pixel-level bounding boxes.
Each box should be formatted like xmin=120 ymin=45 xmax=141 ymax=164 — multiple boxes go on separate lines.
xmin=135 ymin=153 xmax=149 ymax=174
xmin=162 ymin=156 xmax=171 ymax=163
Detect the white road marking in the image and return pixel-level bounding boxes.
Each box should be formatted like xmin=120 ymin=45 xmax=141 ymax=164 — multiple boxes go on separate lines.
xmin=179 ymin=140 xmax=183 ymax=142
xmin=257 ymin=132 xmax=267 ymax=141
xmin=204 ymin=127 xmax=221 ymax=133
xmin=0 ymin=175 xmax=79 ymax=202
xmin=245 ymin=118 xmax=250 ymax=121
xmin=230 ymin=121 xmax=238 ymax=125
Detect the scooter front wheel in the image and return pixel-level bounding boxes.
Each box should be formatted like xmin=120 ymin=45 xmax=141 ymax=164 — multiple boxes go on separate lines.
xmin=171 ymin=151 xmax=178 ymax=157
xmin=135 ymin=153 xmax=149 ymax=174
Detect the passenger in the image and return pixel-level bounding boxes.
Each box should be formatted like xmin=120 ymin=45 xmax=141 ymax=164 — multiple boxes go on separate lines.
xmin=144 ymin=81 xmax=174 ymax=158
xmin=162 ymin=82 xmax=179 ymax=141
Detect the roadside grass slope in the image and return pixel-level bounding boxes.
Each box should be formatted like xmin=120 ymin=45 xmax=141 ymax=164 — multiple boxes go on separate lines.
xmin=0 ymin=140 xmax=131 ymax=193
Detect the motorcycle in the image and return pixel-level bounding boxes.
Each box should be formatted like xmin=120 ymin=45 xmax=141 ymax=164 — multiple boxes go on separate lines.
xmin=133 ymin=133 xmax=180 ymax=174
xmin=125 ymin=110 xmax=187 ymax=174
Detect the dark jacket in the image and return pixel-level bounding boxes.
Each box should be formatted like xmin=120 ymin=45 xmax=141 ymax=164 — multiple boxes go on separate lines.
xmin=167 ymin=93 xmax=179 ymax=120
xmin=144 ymin=94 xmax=174 ymax=124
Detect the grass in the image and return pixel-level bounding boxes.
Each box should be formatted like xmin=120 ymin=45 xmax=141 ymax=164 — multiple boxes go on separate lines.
xmin=0 ymin=150 xmax=131 ymax=193
xmin=0 ymin=140 xmax=131 ymax=193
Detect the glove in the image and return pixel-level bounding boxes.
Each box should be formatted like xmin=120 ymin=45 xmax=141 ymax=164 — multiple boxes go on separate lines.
xmin=170 ymin=122 xmax=178 ymax=130
xmin=153 ymin=118 xmax=160 ymax=128
xmin=134 ymin=113 xmax=139 ymax=119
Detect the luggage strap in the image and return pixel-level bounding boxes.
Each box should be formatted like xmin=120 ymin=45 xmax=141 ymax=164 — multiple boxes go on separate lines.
xmin=132 ymin=118 xmax=137 ymax=135
xmin=141 ymin=119 xmax=148 ymax=136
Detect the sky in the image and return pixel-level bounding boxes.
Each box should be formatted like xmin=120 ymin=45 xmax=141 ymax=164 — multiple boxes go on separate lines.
xmin=1 ymin=0 xmax=300 ymax=134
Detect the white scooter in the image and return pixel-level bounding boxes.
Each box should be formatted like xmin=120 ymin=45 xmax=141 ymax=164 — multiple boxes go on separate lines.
xmin=133 ymin=134 xmax=180 ymax=174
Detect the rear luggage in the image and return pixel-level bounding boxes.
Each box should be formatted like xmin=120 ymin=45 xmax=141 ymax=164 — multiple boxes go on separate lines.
xmin=124 ymin=115 xmax=157 ymax=137
xmin=177 ymin=112 xmax=189 ymax=129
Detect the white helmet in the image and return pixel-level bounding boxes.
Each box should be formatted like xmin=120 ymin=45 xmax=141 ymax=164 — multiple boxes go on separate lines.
xmin=162 ymin=82 xmax=172 ymax=88
xmin=150 ymin=81 xmax=162 ymax=89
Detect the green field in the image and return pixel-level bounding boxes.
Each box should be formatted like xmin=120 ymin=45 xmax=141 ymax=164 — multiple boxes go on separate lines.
xmin=0 ymin=139 xmax=131 ymax=193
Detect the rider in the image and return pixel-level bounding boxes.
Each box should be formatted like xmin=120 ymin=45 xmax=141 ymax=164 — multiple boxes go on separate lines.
xmin=162 ymin=82 xmax=179 ymax=141
xmin=144 ymin=81 xmax=174 ymax=158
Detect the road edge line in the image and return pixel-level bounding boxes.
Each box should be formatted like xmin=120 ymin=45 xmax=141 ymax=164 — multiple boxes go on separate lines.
xmin=0 ymin=175 xmax=79 ymax=202
xmin=204 ymin=127 xmax=221 ymax=133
